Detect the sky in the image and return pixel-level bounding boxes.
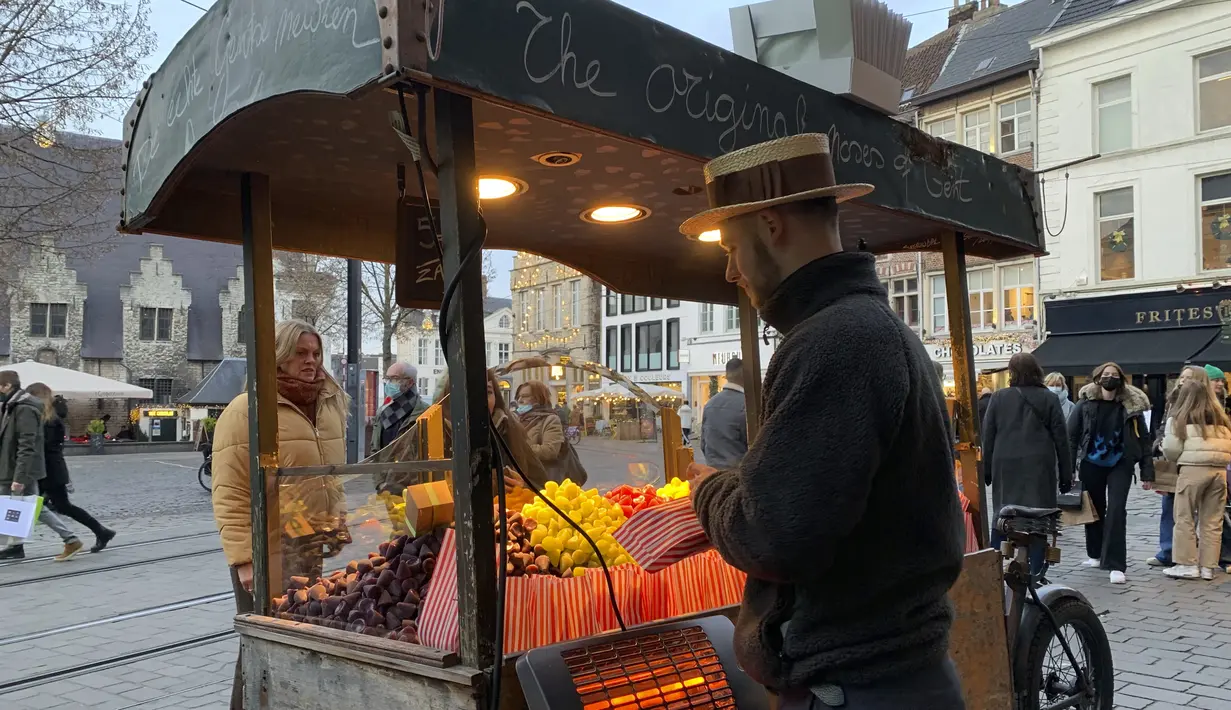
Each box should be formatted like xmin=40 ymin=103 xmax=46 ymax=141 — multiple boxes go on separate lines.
xmin=108 ymin=0 xmax=964 ymax=298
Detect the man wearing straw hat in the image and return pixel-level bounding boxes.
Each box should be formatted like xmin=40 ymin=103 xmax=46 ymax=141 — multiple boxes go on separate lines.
xmin=682 ymin=134 xmax=966 ymax=709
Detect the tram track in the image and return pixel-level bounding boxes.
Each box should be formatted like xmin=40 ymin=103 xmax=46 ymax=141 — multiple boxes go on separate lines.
xmin=0 ymin=591 xmax=234 ymax=647
xmin=0 ymin=547 xmax=222 ymax=589
xmin=0 ymin=530 xmax=217 ymax=568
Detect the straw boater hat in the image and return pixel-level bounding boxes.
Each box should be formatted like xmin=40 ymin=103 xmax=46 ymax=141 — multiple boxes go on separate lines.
xmin=679 ymin=133 xmax=874 ymax=238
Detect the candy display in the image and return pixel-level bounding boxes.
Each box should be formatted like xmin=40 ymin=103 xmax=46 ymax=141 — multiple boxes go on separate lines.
xmin=518 ymin=479 xmax=632 ymax=575
xmin=604 ymin=483 xmax=666 ymax=517
xmin=655 ymin=477 xmax=691 ymax=500
xmin=272 ymin=531 xmax=444 ymax=644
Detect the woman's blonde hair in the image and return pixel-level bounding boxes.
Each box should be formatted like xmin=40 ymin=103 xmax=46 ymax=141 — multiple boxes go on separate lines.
xmin=515 ymin=380 xmax=553 ymax=407
xmin=274 ymin=319 xmax=350 ymax=423
xmin=25 ymin=382 xmax=55 ymax=422
xmin=1171 ymin=379 xmax=1231 ymax=440
xmin=1044 ymin=372 xmax=1066 ymax=388
xmin=1169 ymin=365 xmax=1212 ymax=408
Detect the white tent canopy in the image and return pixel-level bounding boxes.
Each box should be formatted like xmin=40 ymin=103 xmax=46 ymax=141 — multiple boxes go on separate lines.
xmin=568 ymin=382 xmax=683 ymax=404
xmin=0 ymin=361 xmax=154 ymax=400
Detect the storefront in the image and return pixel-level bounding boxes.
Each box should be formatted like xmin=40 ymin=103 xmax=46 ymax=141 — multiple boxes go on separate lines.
xmin=925 ymin=333 xmax=1038 ymax=390
xmin=685 ymin=339 xmax=776 ymax=417
xmin=138 ymin=407 xmax=182 ymax=442
xmin=1033 ymin=287 xmax=1231 ymax=427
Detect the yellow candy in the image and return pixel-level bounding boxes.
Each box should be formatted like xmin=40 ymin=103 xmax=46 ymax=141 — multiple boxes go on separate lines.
xmin=580 ymin=499 xmax=595 ymax=517
xmin=573 ymin=566 xmax=587 ymax=577
xmin=544 ymin=481 xmax=559 ymax=496
xmin=530 ymin=527 xmax=548 ymax=546
xmin=561 ymin=552 xmax=574 ymax=569
xmin=542 ymin=536 xmax=563 ymax=554
xmin=554 ymin=495 xmax=571 ymax=509
xmin=567 ymin=509 xmax=583 ymax=524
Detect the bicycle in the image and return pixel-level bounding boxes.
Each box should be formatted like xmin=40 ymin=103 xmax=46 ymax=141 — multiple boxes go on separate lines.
xmin=198 ymin=452 xmax=213 ymax=492
xmin=997 ymin=505 xmax=1114 ymax=710
xmin=565 ymin=426 xmax=581 ymax=445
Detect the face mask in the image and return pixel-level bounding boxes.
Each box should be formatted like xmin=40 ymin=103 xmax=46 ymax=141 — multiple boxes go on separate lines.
xmin=515 ymin=404 xmax=533 ymax=415
xmin=1048 ymin=386 xmax=1064 ymax=395
xmin=384 ymin=382 xmax=403 ymax=398
xmin=1100 ymin=376 xmax=1122 ymax=392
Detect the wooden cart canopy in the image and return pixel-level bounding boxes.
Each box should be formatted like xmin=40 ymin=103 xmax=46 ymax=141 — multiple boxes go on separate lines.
xmin=119 ymin=0 xmax=1044 ymax=305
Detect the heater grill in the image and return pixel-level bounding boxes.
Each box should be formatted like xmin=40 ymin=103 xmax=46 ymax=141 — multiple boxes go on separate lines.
xmin=516 ymin=615 xmax=767 ymax=710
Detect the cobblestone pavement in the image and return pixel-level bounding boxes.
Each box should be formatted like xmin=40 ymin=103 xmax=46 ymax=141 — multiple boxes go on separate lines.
xmin=2 ymin=449 xmax=1230 ymax=708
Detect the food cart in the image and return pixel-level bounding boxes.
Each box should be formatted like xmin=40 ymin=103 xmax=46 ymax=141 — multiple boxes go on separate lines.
xmin=118 ymin=0 xmax=1044 ymax=708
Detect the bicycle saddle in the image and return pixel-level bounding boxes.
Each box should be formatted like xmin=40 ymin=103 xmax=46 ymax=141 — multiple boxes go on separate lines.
xmin=998 ymin=505 xmax=1061 ymax=520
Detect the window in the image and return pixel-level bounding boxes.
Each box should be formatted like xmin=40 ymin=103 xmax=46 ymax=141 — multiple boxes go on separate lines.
xmin=499 ymin=315 xmax=510 ymax=329
xmin=28 ymin=303 xmax=68 ymax=338
xmin=606 ymin=326 xmax=618 ymax=370
xmin=1200 ymin=173 xmax=1231 ymax=271
xmin=551 ymin=284 xmax=562 ymax=329
xmin=1097 ymin=187 xmax=1135 ymax=280
xmin=418 ymin=377 xmax=430 ymax=393
xmin=666 ymin=299 xmax=680 ymax=308
xmin=605 ymin=289 xmax=618 ymax=317
xmin=498 ymin=342 xmax=510 ymax=364
xmin=725 ymin=306 xmax=739 ymax=331
xmin=888 ymin=277 xmax=919 ymax=328
xmin=534 ymin=288 xmax=545 ymax=330
xmin=926 ymin=118 xmax=956 ymax=142
xmin=1095 ymin=76 xmax=1132 ymax=153
xmin=138 ymin=377 xmax=174 ymax=405
xmin=621 ymin=295 xmax=647 ymax=314
xmin=237 ymin=305 xmax=247 ymax=344
xmin=666 ymin=318 xmax=680 ymax=370
xmin=417 ymin=337 xmax=429 ymax=364
xmin=962 ymin=109 xmax=991 ymax=152
xmin=1000 ymin=263 xmax=1035 ymax=329
xmin=650 ymin=298 xmax=662 ymax=310
xmin=635 ymin=321 xmax=663 ymax=371
xmin=620 ymin=324 xmax=633 ymax=372
xmin=700 ymin=304 xmax=714 ymax=333
xmin=997 ymin=98 xmax=1032 ymax=154
xmin=967 ymin=269 xmax=994 ymax=330
xmin=139 ymin=307 xmax=173 ymax=341
xmin=570 ymin=280 xmax=581 ymax=326
xmin=1199 ymin=48 xmax=1231 ymax=132
xmin=930 ymin=275 xmax=947 ymax=334
xmin=435 ymin=339 xmax=444 ymax=366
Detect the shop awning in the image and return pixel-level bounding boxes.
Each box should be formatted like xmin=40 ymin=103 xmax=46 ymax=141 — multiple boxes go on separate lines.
xmin=0 ymin=361 xmax=154 ymax=399
xmin=1189 ymin=333 xmax=1231 ymax=370
xmin=1032 ymin=327 xmax=1219 ymax=376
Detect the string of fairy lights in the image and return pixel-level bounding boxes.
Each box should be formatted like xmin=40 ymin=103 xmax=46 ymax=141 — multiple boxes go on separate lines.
xmin=511 ymin=252 xmax=594 ymax=350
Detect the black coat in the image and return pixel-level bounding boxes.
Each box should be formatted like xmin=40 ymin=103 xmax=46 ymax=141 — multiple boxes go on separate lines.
xmin=981 ymin=385 xmax=1073 ymax=514
xmin=1068 ymin=382 xmax=1155 ymax=481
xmin=692 ymin=253 xmax=963 ymax=690
xmin=42 ymin=399 xmax=70 ymax=487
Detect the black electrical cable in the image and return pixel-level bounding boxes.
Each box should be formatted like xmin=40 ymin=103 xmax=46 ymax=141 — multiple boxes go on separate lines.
xmin=396 ymin=86 xmax=440 ymax=245
xmin=490 ymin=423 xmax=509 ymax=710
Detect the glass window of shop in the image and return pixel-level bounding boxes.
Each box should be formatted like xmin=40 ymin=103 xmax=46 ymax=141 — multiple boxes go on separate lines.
xmin=1097 ymin=187 xmax=1135 ymax=280
xmin=605 ymin=326 xmax=617 ymax=370
xmin=1000 ymin=263 xmax=1035 ymax=329
xmin=635 ymin=321 xmax=663 ymax=371
xmin=620 ymin=324 xmax=632 ymax=372
xmin=700 ymin=303 xmax=714 ymax=333
xmin=1200 ymin=172 xmax=1231 ymax=271
xmin=667 ymin=318 xmax=680 ymax=370
xmin=888 ymin=277 xmax=918 ymax=328
xmin=1197 ymin=48 xmax=1231 ymax=132
xmin=605 ymin=288 xmax=617 ymax=316
xmin=929 ymin=274 xmax=947 ymax=335
xmin=968 ymin=269 xmax=994 ymax=330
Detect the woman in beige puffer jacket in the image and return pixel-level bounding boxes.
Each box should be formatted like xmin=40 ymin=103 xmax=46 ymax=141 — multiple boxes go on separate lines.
xmin=1161 ymin=379 xmax=1231 ymax=581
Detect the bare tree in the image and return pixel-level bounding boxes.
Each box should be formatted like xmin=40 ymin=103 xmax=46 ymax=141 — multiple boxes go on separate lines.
xmin=275 ymin=252 xmax=347 ymax=341
xmin=360 ymin=262 xmax=419 ymax=371
xmin=482 ymin=250 xmax=496 ymax=300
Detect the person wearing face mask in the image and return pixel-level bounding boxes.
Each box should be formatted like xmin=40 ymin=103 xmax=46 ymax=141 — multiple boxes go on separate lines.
xmin=1067 ymin=362 xmax=1154 ymax=584
xmin=371 ymin=362 xmax=427 ymax=457
xmin=514 ymin=380 xmax=586 ymax=485
xmin=1044 ymin=372 xmax=1075 ymax=423
xmin=1147 ymin=365 xmax=1211 ymax=568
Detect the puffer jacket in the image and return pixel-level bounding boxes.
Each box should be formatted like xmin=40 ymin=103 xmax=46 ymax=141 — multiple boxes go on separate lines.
xmin=1162 ymin=420 xmax=1231 ymax=468
xmin=1068 ymin=382 xmax=1155 ymax=481
xmin=210 ymin=390 xmax=347 ymax=567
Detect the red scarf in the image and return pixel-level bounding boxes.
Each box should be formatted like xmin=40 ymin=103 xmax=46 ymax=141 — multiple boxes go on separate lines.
xmin=277 ymin=372 xmax=325 ymax=426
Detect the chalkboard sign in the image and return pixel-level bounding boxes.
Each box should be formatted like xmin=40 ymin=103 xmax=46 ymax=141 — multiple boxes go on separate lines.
xmin=426 ymin=0 xmax=1041 ymax=253
xmin=396 ymin=201 xmax=444 ymax=309
xmin=122 ymin=0 xmax=382 ymax=222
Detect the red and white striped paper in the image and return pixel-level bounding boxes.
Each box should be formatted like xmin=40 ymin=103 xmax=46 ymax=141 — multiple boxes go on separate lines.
xmin=611 ymin=496 xmax=712 ymax=572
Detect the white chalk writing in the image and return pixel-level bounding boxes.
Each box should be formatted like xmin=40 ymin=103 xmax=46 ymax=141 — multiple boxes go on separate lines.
xmin=826 ymin=124 xmax=883 ymax=169
xmin=645 ymin=64 xmax=806 ymax=153
xmin=517 ymin=0 xmax=616 ymax=98
xmin=892 ymin=152 xmax=973 ymax=203
xmin=416 ymin=217 xmax=443 ymax=284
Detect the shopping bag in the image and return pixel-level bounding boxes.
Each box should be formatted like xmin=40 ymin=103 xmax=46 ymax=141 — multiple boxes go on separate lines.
xmin=0 ymin=496 xmax=44 ymax=541
xmin=1152 ymin=459 xmax=1178 ymax=493
xmin=613 ymin=497 xmax=712 ymax=572
xmin=1060 ymin=491 xmax=1099 ymax=527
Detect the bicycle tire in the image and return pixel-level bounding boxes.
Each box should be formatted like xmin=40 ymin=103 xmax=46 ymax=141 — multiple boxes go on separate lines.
xmin=198 ymin=462 xmax=212 ymax=492
xmin=1015 ymin=596 xmax=1114 ymax=710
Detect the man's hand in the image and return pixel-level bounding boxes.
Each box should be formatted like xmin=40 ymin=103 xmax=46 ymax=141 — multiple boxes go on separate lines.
xmin=235 ymin=562 xmax=254 ymax=593
xmin=9 ymin=482 xmax=24 ymax=496
xmin=685 ymin=462 xmax=718 ymax=488
xmin=503 ymin=467 xmax=524 ymax=492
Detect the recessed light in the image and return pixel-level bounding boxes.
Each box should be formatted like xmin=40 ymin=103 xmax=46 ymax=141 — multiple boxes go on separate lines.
xmin=533 ymin=151 xmax=582 ymax=167
xmin=478 ymin=176 xmax=526 ymax=200
xmin=581 ymin=205 xmax=650 ymax=224
xmin=698 ymin=230 xmax=721 ymax=243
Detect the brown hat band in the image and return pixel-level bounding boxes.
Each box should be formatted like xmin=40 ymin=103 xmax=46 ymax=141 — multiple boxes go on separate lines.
xmin=704 ymin=152 xmax=838 ymax=210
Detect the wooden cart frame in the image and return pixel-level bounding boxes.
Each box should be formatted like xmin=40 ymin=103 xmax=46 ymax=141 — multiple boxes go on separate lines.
xmin=119 ymin=0 xmax=1044 ymax=707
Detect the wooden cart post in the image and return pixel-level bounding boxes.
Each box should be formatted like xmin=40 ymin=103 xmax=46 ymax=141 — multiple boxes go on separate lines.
xmin=240 ymin=173 xmax=282 ymax=615
xmin=941 ymin=231 xmax=989 ymax=548
xmin=738 ymin=292 xmax=764 ymax=441
xmin=434 ymin=90 xmax=498 ymax=670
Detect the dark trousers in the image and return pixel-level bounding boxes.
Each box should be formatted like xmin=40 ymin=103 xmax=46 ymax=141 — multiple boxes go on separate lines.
xmin=230 ymin=567 xmax=255 ymax=710
xmin=1079 ymin=461 xmax=1134 ymax=572
xmin=37 ymin=479 xmax=106 ymax=537
xmin=777 ymin=658 xmax=965 ymax=709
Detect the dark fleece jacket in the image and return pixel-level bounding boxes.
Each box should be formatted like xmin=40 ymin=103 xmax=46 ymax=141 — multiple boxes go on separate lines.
xmin=692 ymin=252 xmax=965 ymax=690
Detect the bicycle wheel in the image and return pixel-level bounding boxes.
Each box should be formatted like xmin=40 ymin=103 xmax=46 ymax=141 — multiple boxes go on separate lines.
xmin=198 ymin=462 xmax=212 ymax=492
xmin=1016 ymin=596 xmax=1114 ymax=710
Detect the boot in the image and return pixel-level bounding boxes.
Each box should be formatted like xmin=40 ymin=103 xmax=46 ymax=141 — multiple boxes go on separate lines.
xmin=0 ymin=545 xmax=25 ymax=560
xmin=91 ymin=528 xmax=116 ymax=553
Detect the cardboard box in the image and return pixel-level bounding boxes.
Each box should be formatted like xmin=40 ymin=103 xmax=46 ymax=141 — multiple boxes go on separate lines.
xmin=403 ymin=480 xmax=454 ymax=535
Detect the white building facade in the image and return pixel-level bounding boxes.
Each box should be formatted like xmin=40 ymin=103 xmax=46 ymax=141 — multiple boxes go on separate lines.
xmin=394 ymin=297 xmax=513 ymax=402
xmin=599 ymin=289 xmax=692 ymax=393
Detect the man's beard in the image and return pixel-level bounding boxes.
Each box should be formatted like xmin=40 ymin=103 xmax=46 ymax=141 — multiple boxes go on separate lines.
xmin=743 ymin=238 xmax=783 ymax=309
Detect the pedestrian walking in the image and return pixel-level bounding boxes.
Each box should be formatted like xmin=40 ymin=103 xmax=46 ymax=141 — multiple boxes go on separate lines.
xmin=211 ymin=319 xmax=351 ymax=710
xmin=1044 ymin=372 xmax=1075 ymax=422
xmin=1159 ymin=379 xmax=1231 ymax=580
xmin=1067 ymin=362 xmax=1154 ymax=584
xmin=700 ymin=357 xmax=748 ymax=470
xmin=25 ymin=384 xmax=115 ymax=553
xmin=677 ymin=400 xmax=693 ymax=444
xmin=1147 ymin=365 xmax=1211 ymax=568
xmin=982 ymin=353 xmax=1073 ymax=576
xmin=0 ymin=371 xmax=84 ymax=561
xmin=1206 ymin=364 xmax=1229 ymax=415
xmin=515 ymin=380 xmax=587 ymax=485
